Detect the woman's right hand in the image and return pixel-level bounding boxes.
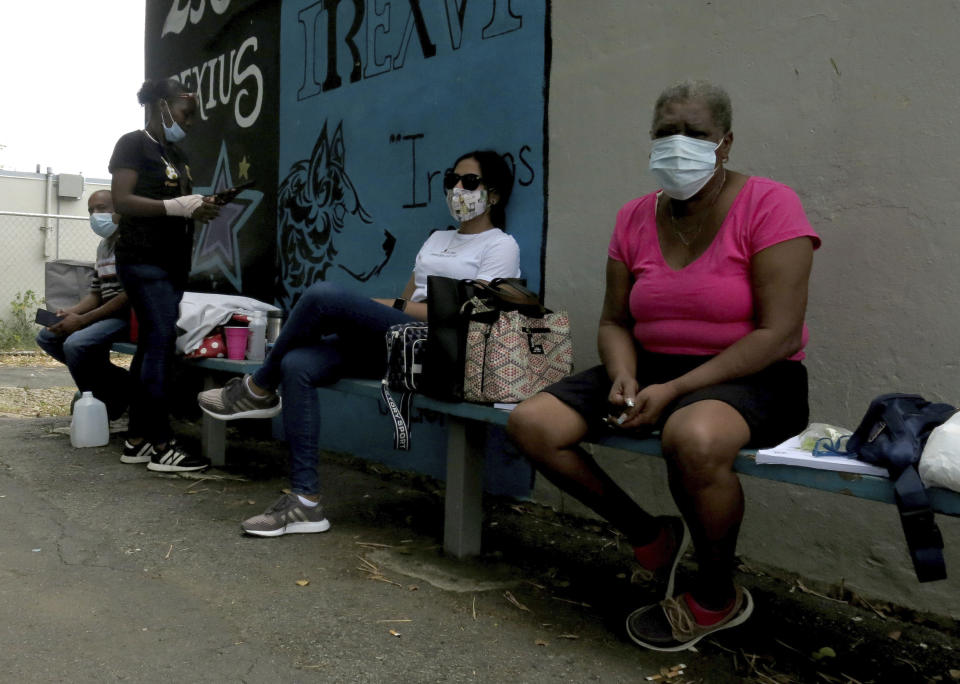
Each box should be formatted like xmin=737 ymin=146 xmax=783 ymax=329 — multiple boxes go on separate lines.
xmin=162 ymin=194 xmax=221 ymax=221
xmin=607 ymin=373 xmax=638 ymax=409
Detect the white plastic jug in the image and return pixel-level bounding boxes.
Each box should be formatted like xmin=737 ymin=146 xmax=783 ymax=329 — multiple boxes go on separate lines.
xmin=70 ymin=391 xmax=109 ymax=447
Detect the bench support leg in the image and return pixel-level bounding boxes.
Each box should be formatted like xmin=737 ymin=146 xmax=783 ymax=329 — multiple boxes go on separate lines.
xmin=444 ymin=417 xmax=485 ymax=558
xmin=200 ymin=375 xmax=227 ymax=467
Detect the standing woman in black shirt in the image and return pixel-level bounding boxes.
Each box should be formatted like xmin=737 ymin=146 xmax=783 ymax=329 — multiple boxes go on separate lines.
xmin=109 ymin=78 xmax=220 ymax=472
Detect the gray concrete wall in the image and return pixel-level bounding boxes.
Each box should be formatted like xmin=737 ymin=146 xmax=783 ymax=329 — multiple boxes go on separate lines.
xmin=538 ymin=1 xmax=960 ymax=616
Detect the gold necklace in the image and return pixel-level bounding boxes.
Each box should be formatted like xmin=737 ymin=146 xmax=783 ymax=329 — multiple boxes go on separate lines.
xmin=667 ymin=167 xmax=727 ymax=247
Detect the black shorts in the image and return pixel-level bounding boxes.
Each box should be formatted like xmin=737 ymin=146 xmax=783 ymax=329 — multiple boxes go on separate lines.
xmin=542 ymin=351 xmax=809 ymax=448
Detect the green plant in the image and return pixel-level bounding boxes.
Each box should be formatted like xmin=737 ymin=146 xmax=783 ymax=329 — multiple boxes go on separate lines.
xmin=0 ymin=290 xmax=45 ymax=350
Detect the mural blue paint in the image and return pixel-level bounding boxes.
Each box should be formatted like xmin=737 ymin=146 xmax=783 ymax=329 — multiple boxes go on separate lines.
xmin=193 ymin=141 xmax=265 ymax=291
xmin=277 ymin=121 xmax=395 ymax=308
xmin=279 ymin=0 xmax=547 ymax=306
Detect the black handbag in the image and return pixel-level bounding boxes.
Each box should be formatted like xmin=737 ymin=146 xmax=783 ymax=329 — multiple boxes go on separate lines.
xmin=423 ymin=276 xmax=534 ymax=401
xmin=846 ymin=393 xmax=957 ymax=582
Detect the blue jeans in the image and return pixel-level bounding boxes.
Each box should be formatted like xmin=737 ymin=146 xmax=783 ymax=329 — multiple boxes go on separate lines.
xmin=116 ymin=262 xmax=185 ymax=445
xmin=252 ymin=282 xmax=414 ymax=495
xmin=36 ymin=317 xmax=130 ymax=420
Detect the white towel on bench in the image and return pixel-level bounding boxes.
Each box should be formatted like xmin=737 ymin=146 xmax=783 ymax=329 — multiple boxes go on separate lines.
xmin=176 ymin=292 xmax=280 ymax=356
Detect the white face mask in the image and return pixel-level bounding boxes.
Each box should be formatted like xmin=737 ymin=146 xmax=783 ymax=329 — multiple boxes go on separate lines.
xmin=89 ymin=213 xmax=118 ymax=238
xmin=648 ymin=134 xmax=724 ymax=200
xmin=445 ymin=187 xmax=488 ymax=223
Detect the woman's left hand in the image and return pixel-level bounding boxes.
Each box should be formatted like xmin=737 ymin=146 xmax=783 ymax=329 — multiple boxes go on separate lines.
xmin=618 ymin=382 xmax=679 ymax=428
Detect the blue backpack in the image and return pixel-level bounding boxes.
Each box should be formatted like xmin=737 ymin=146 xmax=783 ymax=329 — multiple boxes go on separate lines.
xmin=846 ymin=393 xmax=956 ymax=582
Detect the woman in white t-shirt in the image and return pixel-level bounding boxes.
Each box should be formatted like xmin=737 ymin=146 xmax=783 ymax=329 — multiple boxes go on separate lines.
xmin=197 ymin=149 xmax=520 ymax=536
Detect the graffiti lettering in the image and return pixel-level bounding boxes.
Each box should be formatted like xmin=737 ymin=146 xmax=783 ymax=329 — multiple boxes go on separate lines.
xmin=161 ymin=0 xmax=232 ymax=38
xmin=392 ymin=0 xmax=437 ymax=69
xmin=390 ymin=133 xmax=427 ymax=208
xmin=299 ymin=0 xmax=523 ymax=99
xmin=446 ymin=0 xmax=521 ymax=49
xmin=481 ymin=0 xmax=522 ymax=39
xmin=501 ymin=145 xmax=535 ymax=187
xmin=176 ymin=36 xmax=263 ymax=128
xmin=233 ymin=37 xmax=264 ymax=127
xmin=393 ymin=133 xmax=537 ymax=207
xmin=364 ymin=0 xmax=392 ymax=78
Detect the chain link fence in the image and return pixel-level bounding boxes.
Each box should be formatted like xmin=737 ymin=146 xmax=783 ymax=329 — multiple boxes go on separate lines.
xmin=0 ymin=211 xmax=98 ymax=348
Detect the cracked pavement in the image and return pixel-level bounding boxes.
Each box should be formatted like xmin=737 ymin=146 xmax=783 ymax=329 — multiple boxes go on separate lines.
xmin=1 ymin=410 xmax=957 ymax=683
xmin=0 ymin=414 xmax=730 ymax=683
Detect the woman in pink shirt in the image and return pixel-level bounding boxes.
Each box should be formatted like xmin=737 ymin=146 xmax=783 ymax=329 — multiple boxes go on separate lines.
xmin=508 ymin=80 xmax=820 ymax=652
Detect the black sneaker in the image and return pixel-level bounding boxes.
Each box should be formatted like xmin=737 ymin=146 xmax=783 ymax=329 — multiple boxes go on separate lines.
xmin=197 ymin=375 xmax=281 ymax=420
xmin=625 ymin=586 xmax=754 ymax=652
xmin=121 ymin=439 xmax=153 ymax=464
xmin=147 ymin=443 xmax=209 ymax=472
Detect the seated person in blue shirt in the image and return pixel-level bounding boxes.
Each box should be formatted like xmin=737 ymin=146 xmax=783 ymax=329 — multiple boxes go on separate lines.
xmin=37 ymin=190 xmax=130 ymax=424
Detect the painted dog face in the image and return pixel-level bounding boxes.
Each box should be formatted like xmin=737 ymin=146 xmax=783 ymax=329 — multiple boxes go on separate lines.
xmin=277 ymin=122 xmax=395 ymax=309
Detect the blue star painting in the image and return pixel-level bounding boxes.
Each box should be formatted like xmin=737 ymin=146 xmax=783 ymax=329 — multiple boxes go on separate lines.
xmin=192 ymin=141 xmax=264 ymax=292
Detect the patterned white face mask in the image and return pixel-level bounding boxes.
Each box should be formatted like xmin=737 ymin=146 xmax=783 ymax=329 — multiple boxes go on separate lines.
xmin=445 ymin=187 xmax=488 ymax=223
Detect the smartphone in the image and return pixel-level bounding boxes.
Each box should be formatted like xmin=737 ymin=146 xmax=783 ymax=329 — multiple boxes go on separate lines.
xmin=35 ymin=308 xmax=63 ymax=327
xmin=213 ymin=179 xmax=255 ymax=205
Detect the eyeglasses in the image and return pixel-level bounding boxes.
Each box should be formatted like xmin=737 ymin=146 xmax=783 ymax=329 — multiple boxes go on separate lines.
xmin=443 ymin=171 xmax=484 ymax=191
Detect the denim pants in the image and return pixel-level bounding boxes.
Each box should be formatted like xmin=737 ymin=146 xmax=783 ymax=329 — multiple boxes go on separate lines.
xmin=252 ymin=282 xmax=415 ymax=495
xmin=36 ymin=317 xmax=130 ymax=420
xmin=116 ymin=262 xmax=184 ymax=445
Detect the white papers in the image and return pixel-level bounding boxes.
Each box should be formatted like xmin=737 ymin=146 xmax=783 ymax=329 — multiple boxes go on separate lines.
xmin=494 ymin=403 xmax=518 ymax=412
xmin=756 ymin=435 xmax=889 ymax=478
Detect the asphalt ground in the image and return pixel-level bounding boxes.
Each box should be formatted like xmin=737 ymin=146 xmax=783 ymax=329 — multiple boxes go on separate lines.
xmin=0 ymin=364 xmax=957 ymax=683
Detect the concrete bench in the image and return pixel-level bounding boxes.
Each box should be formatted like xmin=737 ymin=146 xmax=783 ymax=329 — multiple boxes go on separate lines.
xmin=112 ymin=343 xmax=960 ymax=559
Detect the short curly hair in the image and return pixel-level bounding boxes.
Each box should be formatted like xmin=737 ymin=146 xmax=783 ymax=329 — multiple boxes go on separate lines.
xmin=136 ymin=78 xmax=190 ymax=106
xmin=652 ymin=80 xmax=733 ymax=133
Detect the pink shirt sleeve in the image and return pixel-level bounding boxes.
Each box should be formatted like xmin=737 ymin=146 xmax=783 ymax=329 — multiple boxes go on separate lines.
xmin=608 ymin=196 xmax=654 ymax=265
xmin=741 ymin=180 xmax=821 ymax=255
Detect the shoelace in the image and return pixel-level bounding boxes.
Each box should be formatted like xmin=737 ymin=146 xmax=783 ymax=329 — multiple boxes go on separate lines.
xmin=267 ymin=495 xmax=297 ymax=514
xmin=661 ymin=595 xmax=698 ymax=640
xmin=631 ymin=565 xmax=654 ymax=583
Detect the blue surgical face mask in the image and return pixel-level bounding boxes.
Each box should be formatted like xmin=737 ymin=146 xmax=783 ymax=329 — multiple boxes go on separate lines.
xmin=160 ymin=100 xmax=187 ymax=143
xmin=89 ymin=213 xmax=118 ymax=238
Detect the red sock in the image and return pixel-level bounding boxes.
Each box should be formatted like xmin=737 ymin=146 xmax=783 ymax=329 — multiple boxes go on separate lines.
xmin=683 ymin=593 xmax=736 ymax=626
xmin=633 ymin=524 xmax=674 ymax=570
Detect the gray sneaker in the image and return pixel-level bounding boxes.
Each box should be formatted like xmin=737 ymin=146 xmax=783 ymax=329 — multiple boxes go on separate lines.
xmin=198 ymin=375 xmax=281 ymax=420
xmin=241 ymin=493 xmax=331 ymax=537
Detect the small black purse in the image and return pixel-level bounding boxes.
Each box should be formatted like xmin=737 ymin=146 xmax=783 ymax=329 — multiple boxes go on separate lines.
xmin=380 ymin=321 xmax=428 ymax=451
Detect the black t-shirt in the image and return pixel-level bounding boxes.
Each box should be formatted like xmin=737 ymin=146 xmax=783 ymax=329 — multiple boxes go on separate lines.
xmin=108 ymin=130 xmax=194 ymax=278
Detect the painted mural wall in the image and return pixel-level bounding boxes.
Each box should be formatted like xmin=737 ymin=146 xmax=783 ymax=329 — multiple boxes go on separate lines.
xmin=145 ymin=0 xmax=546 ymax=310
xmin=145 ymin=0 xmax=547 ymax=498
xmin=147 ymin=0 xmax=280 ymax=303
xmin=277 ymin=0 xmax=546 ymax=308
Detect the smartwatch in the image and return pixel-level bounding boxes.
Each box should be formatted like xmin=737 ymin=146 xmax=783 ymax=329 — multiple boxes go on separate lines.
xmin=392 ymin=298 xmax=407 ymax=311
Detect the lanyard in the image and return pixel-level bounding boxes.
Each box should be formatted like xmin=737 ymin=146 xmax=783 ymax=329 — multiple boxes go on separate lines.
xmin=142 ymin=130 xmax=188 ymax=195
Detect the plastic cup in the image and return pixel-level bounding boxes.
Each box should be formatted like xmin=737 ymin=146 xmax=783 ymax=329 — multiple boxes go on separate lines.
xmin=223 ymin=326 xmax=250 ymax=360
